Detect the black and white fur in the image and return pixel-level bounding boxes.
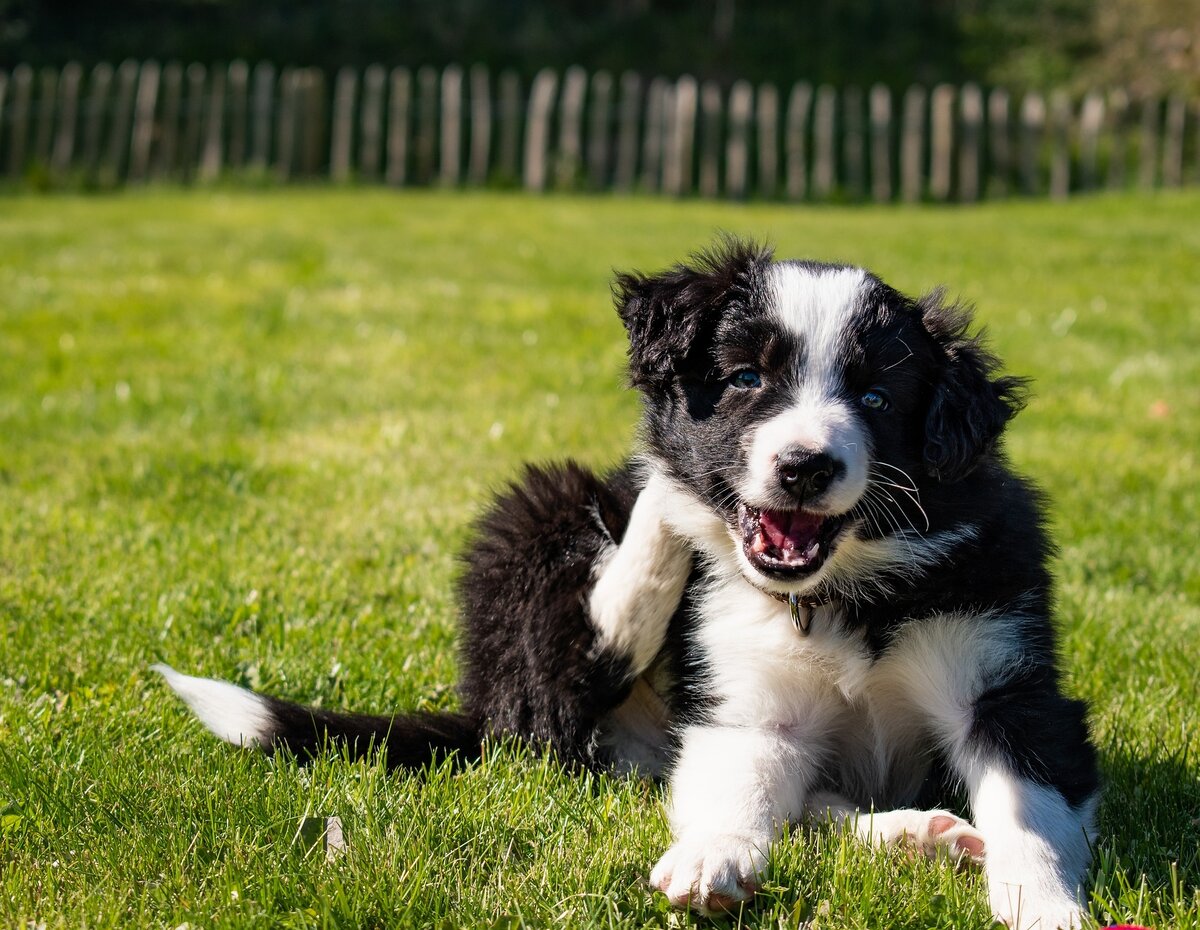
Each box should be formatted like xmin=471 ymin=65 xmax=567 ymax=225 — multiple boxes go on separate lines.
xmin=157 ymin=240 xmax=1098 ymax=929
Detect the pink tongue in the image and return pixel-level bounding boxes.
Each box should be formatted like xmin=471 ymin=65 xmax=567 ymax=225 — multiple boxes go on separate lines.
xmin=759 ymin=509 xmax=823 ymax=551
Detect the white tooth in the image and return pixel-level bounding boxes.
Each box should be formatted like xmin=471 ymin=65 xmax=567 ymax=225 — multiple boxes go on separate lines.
xmin=804 ymin=540 xmax=820 ymax=560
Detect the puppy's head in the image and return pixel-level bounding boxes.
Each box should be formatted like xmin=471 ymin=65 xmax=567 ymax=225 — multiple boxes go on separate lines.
xmin=615 ymin=238 xmax=1026 ymax=596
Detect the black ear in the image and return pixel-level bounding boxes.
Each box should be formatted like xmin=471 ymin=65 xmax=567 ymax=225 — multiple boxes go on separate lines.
xmin=920 ymin=291 xmax=1029 ymax=482
xmin=613 ymin=238 xmax=772 ymax=389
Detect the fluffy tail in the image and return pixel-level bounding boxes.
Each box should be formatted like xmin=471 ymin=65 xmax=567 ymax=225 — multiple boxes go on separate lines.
xmin=153 ymin=664 xmax=483 ymax=769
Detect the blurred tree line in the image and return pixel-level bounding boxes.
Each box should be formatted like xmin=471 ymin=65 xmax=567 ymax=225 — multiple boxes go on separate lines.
xmin=2 ymin=0 xmax=1197 ymax=92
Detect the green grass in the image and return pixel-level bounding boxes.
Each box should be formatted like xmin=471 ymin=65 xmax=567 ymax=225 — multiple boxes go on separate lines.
xmin=1 ymin=189 xmax=1197 ymax=929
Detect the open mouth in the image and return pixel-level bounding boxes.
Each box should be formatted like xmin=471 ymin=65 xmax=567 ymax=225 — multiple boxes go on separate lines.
xmin=738 ymin=503 xmax=847 ymax=578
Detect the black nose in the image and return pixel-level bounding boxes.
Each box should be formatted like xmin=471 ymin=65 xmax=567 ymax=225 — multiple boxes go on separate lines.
xmin=776 ymin=449 xmax=842 ymax=500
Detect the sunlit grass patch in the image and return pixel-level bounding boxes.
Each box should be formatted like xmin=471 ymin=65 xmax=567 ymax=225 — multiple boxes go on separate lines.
xmin=1 ymin=189 xmax=1197 ymax=928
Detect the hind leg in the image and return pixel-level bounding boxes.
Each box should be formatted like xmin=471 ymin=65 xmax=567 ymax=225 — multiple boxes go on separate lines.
xmin=805 ymin=792 xmax=986 ymax=865
xmin=457 ymin=462 xmax=690 ymax=766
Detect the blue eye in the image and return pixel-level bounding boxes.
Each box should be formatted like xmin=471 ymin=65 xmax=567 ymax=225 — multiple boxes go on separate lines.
xmin=860 ymin=389 xmax=889 ymax=410
xmin=731 ymin=370 xmax=762 ymax=389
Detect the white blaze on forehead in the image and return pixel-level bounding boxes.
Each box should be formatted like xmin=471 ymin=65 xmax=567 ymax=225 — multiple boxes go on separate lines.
xmin=739 ymin=263 xmax=871 ymax=515
xmin=768 ymin=263 xmax=867 ymax=390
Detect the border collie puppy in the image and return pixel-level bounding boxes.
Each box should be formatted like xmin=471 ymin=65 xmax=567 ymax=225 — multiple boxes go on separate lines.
xmin=157 ymin=239 xmax=1098 ymax=929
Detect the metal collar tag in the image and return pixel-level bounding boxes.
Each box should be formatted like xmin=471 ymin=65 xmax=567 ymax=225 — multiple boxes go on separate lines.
xmin=789 ymin=592 xmax=814 ymax=635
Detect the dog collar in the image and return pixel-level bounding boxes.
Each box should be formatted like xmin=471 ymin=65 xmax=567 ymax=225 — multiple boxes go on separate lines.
xmin=762 ymin=590 xmax=828 ymax=636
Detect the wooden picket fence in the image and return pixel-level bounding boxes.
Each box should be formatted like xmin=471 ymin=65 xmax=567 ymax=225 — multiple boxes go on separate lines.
xmin=1 ymin=60 xmax=1198 ymax=200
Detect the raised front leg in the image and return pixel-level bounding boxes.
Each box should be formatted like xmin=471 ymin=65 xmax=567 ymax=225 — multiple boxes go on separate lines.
xmin=588 ymin=472 xmax=693 ymax=675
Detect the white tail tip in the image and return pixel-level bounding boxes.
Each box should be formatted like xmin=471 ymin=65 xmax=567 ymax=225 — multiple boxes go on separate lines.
xmin=153 ymin=663 xmax=275 ymax=748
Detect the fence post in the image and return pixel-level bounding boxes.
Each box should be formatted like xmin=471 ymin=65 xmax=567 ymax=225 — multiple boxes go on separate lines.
xmin=900 ymin=85 xmax=925 ymax=202
xmin=0 ymin=71 xmax=7 ymax=170
xmin=1161 ymin=95 xmax=1185 ymax=188
xmin=386 ymin=67 xmax=411 ymax=186
xmin=986 ymin=87 xmax=1010 ymax=196
xmin=751 ymin=82 xmax=776 ymax=198
xmin=179 ymin=63 xmax=207 ymax=181
xmin=248 ymin=62 xmax=274 ymax=174
xmin=307 ymin=69 xmax=331 ymax=177
xmin=288 ymin=69 xmax=306 ymax=180
xmin=1193 ymin=101 xmax=1200 ymax=185
xmin=415 ymin=66 xmax=438 ymax=184
xmin=725 ymin=80 xmax=753 ymax=199
xmin=0 ymin=71 xmax=6 ymax=166
xmin=227 ymin=61 xmax=248 ymax=170
xmin=1048 ymin=89 xmax=1071 ymax=200
xmin=496 ymin=70 xmax=521 ymax=185
xmin=523 ymin=68 xmax=557 ymax=192
xmin=869 ymin=83 xmax=891 ymax=202
xmin=51 ymin=62 xmax=83 ymax=177
xmin=697 ymin=80 xmax=723 ymax=198
xmin=330 ymin=66 xmax=357 ymax=182
xmin=614 ymin=71 xmax=641 ymax=192
xmin=468 ymin=64 xmax=492 ymax=186
xmin=665 ymin=74 xmax=697 ymax=196
xmin=1019 ymin=91 xmax=1045 ymax=195
xmin=555 ymin=65 xmax=587 ymax=189
xmin=1106 ymin=89 xmax=1129 ymax=190
xmin=677 ymin=75 xmax=699 ymax=196
xmin=440 ymin=64 xmax=464 ymax=186
xmin=812 ymin=84 xmax=836 ymax=199
xmin=6 ymin=64 xmax=32 ymax=176
xmin=103 ymin=59 xmax=138 ymax=184
xmin=586 ymin=70 xmax=612 ymax=189
xmin=81 ymin=64 xmax=113 ymax=180
xmin=660 ymin=81 xmax=678 ymax=192
xmin=360 ymin=64 xmax=386 ymax=180
xmin=843 ymin=85 xmax=864 ymax=200
xmin=273 ymin=67 xmax=297 ymax=182
xmin=638 ymin=79 xmax=666 ymax=193
xmin=1137 ymin=95 xmax=1160 ymax=189
xmin=929 ymin=83 xmax=955 ymax=201
xmin=199 ymin=64 xmax=226 ymax=182
xmin=785 ymin=81 xmax=813 ymax=200
xmin=958 ymin=82 xmax=982 ymax=202
xmin=295 ymin=70 xmax=315 ymax=177
xmin=155 ymin=63 xmax=182 ymax=179
xmin=33 ymin=68 xmax=57 ymax=166
xmin=128 ymin=60 xmax=161 ymax=182
xmin=1078 ymin=90 xmax=1104 ymax=190
xmin=663 ymin=75 xmax=696 ymax=196
xmin=640 ymin=77 xmax=668 ymax=193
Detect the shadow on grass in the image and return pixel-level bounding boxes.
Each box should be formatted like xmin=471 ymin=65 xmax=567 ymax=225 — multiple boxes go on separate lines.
xmin=1095 ymin=738 xmax=1199 ymax=889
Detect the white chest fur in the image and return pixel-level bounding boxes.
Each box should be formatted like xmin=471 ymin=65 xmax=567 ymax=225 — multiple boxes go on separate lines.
xmin=693 ymin=577 xmax=1027 ymax=808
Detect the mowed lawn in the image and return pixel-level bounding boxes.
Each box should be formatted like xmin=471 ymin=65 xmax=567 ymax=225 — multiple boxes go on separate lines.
xmin=1 ymin=189 xmax=1197 ymax=929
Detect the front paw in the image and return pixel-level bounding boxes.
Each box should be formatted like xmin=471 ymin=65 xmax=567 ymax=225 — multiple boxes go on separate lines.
xmin=649 ymin=833 xmax=769 ymax=915
xmin=991 ymin=888 xmax=1084 ymax=930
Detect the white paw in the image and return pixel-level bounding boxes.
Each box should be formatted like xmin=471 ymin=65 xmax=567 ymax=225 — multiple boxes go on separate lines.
xmin=855 ymin=808 xmax=986 ymax=865
xmin=991 ymin=886 xmax=1084 ymax=930
xmin=649 ymin=833 xmax=769 ymax=915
